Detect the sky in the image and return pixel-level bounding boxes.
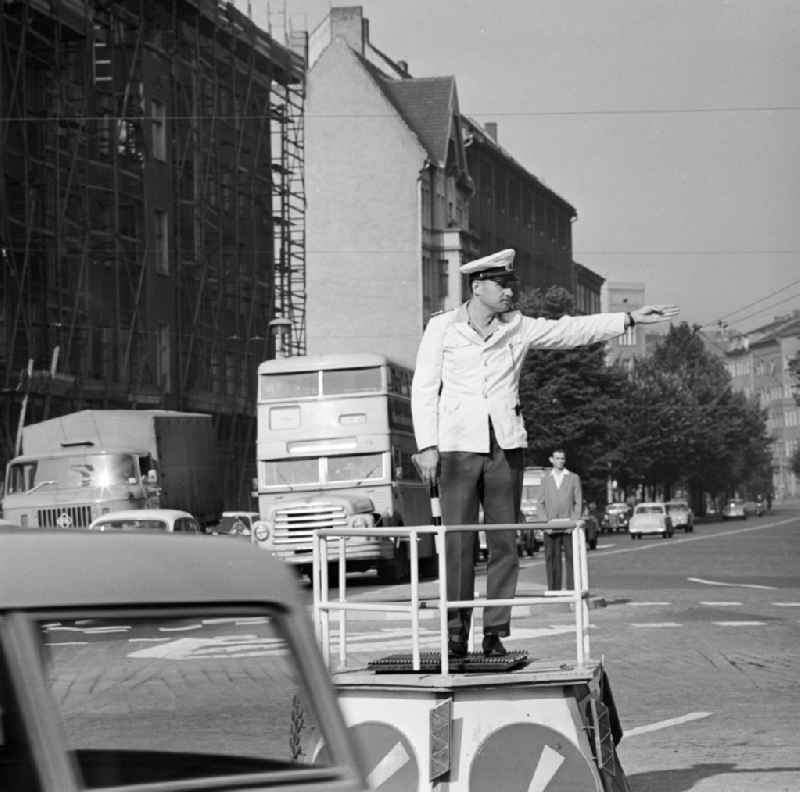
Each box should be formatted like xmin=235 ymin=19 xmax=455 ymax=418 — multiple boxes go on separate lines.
xmin=237 ymin=0 xmax=800 ymax=335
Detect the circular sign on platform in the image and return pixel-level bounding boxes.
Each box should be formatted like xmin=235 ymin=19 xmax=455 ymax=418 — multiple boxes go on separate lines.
xmin=316 ymin=720 xmax=419 ymax=792
xmin=470 ymin=722 xmax=599 ymax=792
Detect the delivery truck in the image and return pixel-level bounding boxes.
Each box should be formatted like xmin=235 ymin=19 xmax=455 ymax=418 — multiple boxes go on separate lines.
xmin=1 ymin=410 xmax=222 ymax=529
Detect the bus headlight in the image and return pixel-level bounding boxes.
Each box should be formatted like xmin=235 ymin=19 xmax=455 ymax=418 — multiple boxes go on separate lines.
xmin=253 ymin=520 xmax=272 ymax=542
xmin=350 ymin=514 xmax=373 ymax=530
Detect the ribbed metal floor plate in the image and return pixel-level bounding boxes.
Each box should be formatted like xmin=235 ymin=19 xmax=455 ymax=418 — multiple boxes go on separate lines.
xmin=368 ymin=650 xmax=529 ymax=673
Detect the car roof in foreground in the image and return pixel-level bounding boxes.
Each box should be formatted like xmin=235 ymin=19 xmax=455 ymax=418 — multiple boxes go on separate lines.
xmin=0 ymin=530 xmax=299 ymax=610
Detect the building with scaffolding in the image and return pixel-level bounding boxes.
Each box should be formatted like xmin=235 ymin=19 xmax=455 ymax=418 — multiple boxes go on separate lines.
xmin=0 ymin=0 xmax=306 ymax=509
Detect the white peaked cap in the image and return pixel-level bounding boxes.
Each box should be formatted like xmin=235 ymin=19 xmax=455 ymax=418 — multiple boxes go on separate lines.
xmin=459 ymin=248 xmax=516 ymax=277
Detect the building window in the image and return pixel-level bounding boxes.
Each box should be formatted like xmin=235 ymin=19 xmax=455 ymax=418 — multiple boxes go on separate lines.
xmin=157 ymin=324 xmax=171 ymax=392
xmin=154 ymin=210 xmax=169 ymax=274
xmin=151 ymin=99 xmax=166 ymax=161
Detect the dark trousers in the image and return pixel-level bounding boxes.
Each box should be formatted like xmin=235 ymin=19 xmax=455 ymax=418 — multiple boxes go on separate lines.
xmin=544 ymin=530 xmax=574 ymax=590
xmin=439 ymin=429 xmax=523 ymax=638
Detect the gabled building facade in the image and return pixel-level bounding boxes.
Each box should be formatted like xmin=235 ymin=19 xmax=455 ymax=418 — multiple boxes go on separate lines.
xmin=305 ymin=7 xmax=472 ymax=366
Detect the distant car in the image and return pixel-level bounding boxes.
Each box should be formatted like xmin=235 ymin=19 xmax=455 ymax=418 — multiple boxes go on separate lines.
xmin=602 ymin=502 xmax=632 ymax=533
xmin=628 ymin=503 xmax=673 ymax=540
xmin=665 ymin=500 xmax=694 ymax=532
xmin=721 ymin=499 xmax=747 ymax=520
xmin=216 ymin=510 xmax=261 ymax=538
xmin=89 ymin=508 xmax=203 ymax=534
xmin=742 ymin=500 xmax=765 ymax=517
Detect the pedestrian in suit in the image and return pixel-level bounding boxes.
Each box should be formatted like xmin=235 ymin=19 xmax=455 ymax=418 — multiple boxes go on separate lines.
xmin=540 ymin=449 xmax=582 ymax=590
xmin=411 ymin=248 xmax=678 ymax=657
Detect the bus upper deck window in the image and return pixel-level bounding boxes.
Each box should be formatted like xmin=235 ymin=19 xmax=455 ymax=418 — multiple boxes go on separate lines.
xmin=260 ymin=372 xmax=318 ymax=400
xmin=322 ymin=367 xmax=382 ymax=396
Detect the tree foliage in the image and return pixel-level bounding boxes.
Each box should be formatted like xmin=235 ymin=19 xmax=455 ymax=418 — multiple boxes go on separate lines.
xmin=516 ymin=293 xmax=773 ymax=510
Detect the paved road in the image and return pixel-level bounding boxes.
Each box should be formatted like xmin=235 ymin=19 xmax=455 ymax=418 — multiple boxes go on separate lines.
xmin=41 ymin=506 xmax=800 ymax=790
xmin=321 ymin=506 xmax=800 ymax=792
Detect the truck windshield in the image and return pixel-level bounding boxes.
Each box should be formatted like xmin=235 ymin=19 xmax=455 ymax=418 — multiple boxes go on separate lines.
xmin=7 ymin=453 xmax=138 ymax=492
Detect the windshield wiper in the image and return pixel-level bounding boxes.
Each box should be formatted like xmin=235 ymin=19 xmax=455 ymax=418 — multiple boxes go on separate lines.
xmin=25 ymin=480 xmax=56 ymax=494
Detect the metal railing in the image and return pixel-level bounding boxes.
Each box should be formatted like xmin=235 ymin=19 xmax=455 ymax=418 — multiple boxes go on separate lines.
xmin=312 ymin=520 xmax=591 ymax=676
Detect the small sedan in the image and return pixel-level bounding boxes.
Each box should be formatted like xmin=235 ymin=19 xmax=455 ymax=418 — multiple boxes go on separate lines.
xmin=721 ymin=499 xmax=747 ymax=520
xmin=665 ymin=500 xmax=694 ymax=532
xmin=89 ymin=508 xmax=203 ymax=534
xmin=602 ymin=502 xmax=632 ymax=533
xmin=216 ymin=510 xmax=261 ymax=538
xmin=628 ymin=503 xmax=674 ymax=540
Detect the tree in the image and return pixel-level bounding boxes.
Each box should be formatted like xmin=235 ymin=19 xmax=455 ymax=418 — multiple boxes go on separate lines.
xmin=633 ymin=324 xmax=773 ymax=510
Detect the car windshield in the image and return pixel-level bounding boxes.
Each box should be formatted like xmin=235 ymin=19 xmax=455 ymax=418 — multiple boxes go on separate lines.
xmin=38 ymin=611 xmax=329 ymax=787
xmin=93 ymin=518 xmax=169 ymax=532
xmin=666 ymin=503 xmax=687 ymax=512
xmin=636 ymin=506 xmax=663 ymax=514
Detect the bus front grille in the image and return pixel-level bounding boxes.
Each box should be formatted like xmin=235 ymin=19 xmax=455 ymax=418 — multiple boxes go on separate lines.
xmin=38 ymin=505 xmax=93 ymax=529
xmin=272 ymin=504 xmax=348 ymax=545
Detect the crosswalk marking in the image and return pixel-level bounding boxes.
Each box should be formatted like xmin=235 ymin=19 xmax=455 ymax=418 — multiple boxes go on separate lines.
xmin=711 ymin=620 xmax=766 ymax=626
xmin=630 ymin=622 xmax=682 ymax=628
xmin=699 ymin=601 xmax=742 ymax=606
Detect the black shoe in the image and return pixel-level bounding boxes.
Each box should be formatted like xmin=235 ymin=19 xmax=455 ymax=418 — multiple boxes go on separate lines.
xmin=448 ymin=636 xmax=468 ymax=658
xmin=482 ymin=633 xmax=507 ymax=657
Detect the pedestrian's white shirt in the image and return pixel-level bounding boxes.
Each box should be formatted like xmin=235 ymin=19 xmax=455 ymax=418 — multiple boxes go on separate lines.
xmin=411 ymin=304 xmax=625 ymax=453
xmin=552 ymin=468 xmax=568 ymax=488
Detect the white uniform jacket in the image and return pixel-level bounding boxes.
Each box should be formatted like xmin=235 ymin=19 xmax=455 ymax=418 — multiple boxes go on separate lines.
xmin=411 ymin=304 xmax=625 ymax=453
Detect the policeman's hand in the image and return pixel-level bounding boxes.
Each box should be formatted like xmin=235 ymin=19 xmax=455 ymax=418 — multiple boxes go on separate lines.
xmin=631 ymin=304 xmax=680 ymax=324
xmin=411 ymin=447 xmax=440 ymax=486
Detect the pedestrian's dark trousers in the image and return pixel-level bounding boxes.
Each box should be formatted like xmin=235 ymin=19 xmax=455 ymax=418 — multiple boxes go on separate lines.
xmin=544 ymin=531 xmax=574 ymax=590
xmin=439 ymin=427 xmax=523 ymax=639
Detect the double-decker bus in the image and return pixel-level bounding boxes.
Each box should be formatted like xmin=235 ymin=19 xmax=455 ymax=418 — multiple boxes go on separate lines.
xmin=253 ymin=353 xmax=435 ymax=581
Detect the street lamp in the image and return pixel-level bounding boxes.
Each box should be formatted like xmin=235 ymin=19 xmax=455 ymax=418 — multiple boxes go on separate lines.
xmin=268 ymin=317 xmax=292 ymax=359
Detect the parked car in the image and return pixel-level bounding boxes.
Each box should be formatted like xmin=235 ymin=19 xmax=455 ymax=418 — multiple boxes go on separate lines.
xmin=89 ymin=508 xmax=203 ymax=534
xmin=665 ymin=500 xmax=694 ymax=532
xmin=743 ymin=499 xmax=765 ymax=517
xmin=0 ymin=529 xmax=367 ymax=791
xmin=721 ymin=499 xmax=747 ymax=520
xmin=216 ymin=510 xmax=261 ymax=538
xmin=628 ymin=503 xmax=673 ymax=540
xmin=601 ymin=502 xmax=632 ymax=533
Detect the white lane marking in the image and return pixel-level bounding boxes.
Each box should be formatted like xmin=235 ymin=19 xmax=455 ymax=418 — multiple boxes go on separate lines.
xmin=628 ymin=601 xmax=671 ymax=606
xmin=625 ymin=712 xmax=712 ymax=738
xmin=699 ymin=601 xmax=742 ymax=607
xmin=596 ymin=543 xmax=615 ymax=549
xmin=128 ymin=637 xmax=171 ymax=643
xmin=367 ymin=741 xmax=410 ymax=789
xmin=45 ymin=641 xmax=89 ymax=646
xmin=711 ymin=620 xmax=766 ymax=626
xmin=773 ymin=602 xmax=800 ymax=607
xmin=529 ymin=744 xmax=566 ymax=792
xmin=157 ymin=623 xmax=204 ymax=632
xmin=688 ymin=577 xmax=776 ymax=590
xmin=630 ymin=622 xmax=682 ymax=628
xmin=83 ymin=626 xmax=131 ymax=634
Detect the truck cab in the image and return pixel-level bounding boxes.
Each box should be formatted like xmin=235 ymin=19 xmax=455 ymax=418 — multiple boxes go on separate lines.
xmin=2 ymin=448 xmax=158 ymax=529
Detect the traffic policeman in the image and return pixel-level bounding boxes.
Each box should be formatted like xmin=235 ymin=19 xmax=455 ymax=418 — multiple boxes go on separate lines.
xmin=411 ymin=248 xmax=678 ymax=657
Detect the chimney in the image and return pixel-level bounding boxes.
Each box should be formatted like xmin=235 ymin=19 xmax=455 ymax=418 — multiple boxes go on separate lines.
xmin=287 ymin=30 xmax=308 ymax=64
xmin=484 ymin=122 xmax=498 ymax=142
xmin=397 ymin=59 xmax=409 ymax=75
xmin=330 ymin=6 xmax=365 ymax=56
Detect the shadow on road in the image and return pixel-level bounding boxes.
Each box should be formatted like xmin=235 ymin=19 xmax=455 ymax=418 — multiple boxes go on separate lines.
xmin=628 ymin=763 xmax=800 ymax=792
